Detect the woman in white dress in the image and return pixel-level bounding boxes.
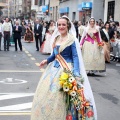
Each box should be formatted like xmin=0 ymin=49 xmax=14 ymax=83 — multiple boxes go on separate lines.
xmin=31 ymin=16 xmax=97 ymax=120
xmin=42 ymin=20 xmax=55 ymax=54
xmin=80 ymin=17 xmax=105 ymax=75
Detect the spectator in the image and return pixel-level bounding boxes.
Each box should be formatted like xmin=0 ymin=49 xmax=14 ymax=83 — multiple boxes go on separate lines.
xmin=13 ymin=21 xmax=22 ymax=51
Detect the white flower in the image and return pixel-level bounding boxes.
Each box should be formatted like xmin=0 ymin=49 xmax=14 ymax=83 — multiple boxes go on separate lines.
xmin=68 ymin=76 xmax=75 ymax=83
xmin=70 ymin=91 xmax=76 ymax=97
xmin=63 ymin=86 xmax=69 ymax=92
xmin=63 ymin=82 xmax=70 ymax=92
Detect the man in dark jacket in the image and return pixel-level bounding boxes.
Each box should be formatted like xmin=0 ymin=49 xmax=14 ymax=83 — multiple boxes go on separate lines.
xmin=13 ymin=21 xmax=22 ymax=51
xmin=34 ymin=19 xmax=43 ymax=51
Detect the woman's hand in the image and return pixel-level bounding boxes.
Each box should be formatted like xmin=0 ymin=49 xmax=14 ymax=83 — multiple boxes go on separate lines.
xmin=80 ymin=45 xmax=82 ymax=49
xmin=39 ymin=59 xmax=47 ymax=68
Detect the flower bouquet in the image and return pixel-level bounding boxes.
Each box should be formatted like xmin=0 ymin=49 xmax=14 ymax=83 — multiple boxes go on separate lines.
xmin=98 ymin=42 xmax=104 ymax=47
xmin=111 ymin=39 xmax=115 ymax=42
xmin=59 ymin=69 xmax=94 ymax=119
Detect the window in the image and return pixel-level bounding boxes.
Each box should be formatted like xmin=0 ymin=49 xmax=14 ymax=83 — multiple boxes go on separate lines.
xmin=39 ymin=0 xmax=42 ymax=6
xmin=56 ymin=6 xmax=58 ymax=20
xmin=107 ymin=1 xmax=115 ymax=21
xmin=35 ymin=0 xmax=38 ymax=5
xmin=39 ymin=0 xmax=45 ymax=6
xmin=72 ymin=12 xmax=76 ymax=21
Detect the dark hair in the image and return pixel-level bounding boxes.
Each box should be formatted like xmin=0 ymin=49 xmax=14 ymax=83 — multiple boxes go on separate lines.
xmin=115 ymin=21 xmax=119 ymax=26
xmin=89 ymin=18 xmax=95 ymax=23
xmin=74 ymin=21 xmax=78 ymax=26
xmin=117 ymin=31 xmax=120 ymax=38
xmin=104 ymin=21 xmax=110 ymax=28
xmin=58 ymin=17 xmax=71 ymax=31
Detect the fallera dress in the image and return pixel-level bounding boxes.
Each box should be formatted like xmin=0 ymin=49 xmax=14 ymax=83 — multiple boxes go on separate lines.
xmin=24 ymin=27 xmax=34 ymax=42
xmin=80 ymin=31 xmax=105 ymax=72
xmin=42 ymin=26 xmax=55 ymax=54
xmin=31 ymin=34 xmax=95 ymax=120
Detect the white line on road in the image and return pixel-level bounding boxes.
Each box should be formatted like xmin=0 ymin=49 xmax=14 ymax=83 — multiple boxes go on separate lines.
xmin=0 ymin=102 xmax=32 ymax=111
xmin=0 ymin=93 xmax=34 ymax=101
xmin=25 ymin=51 xmax=29 ymax=54
xmin=31 ymin=57 xmax=36 ymax=60
xmin=0 ymin=111 xmax=31 ymax=115
xmin=0 ymin=111 xmax=31 ymax=113
xmin=35 ymin=63 xmax=40 ymax=66
xmin=0 ymin=70 xmax=42 ymax=73
xmin=28 ymin=54 xmax=32 ymax=57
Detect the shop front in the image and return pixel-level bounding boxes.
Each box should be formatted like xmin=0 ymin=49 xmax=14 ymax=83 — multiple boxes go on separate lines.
xmin=37 ymin=5 xmax=49 ymax=20
xmin=78 ymin=2 xmax=92 ymax=24
xmin=59 ymin=7 xmax=69 ymax=17
xmin=42 ymin=5 xmax=49 ymax=15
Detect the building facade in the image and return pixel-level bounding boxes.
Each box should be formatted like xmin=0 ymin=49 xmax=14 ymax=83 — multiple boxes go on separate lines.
xmin=59 ymin=0 xmax=120 ymax=23
xmin=8 ymin=0 xmax=23 ymax=18
xmin=59 ymin=0 xmax=105 ymax=23
xmin=0 ymin=0 xmax=7 ymax=9
xmin=31 ymin=0 xmax=39 ymax=19
xmin=49 ymin=0 xmax=59 ymax=21
xmin=31 ymin=0 xmax=49 ymax=20
xmin=21 ymin=0 xmax=31 ymax=19
xmin=104 ymin=0 xmax=120 ymax=22
xmin=92 ymin=0 xmax=104 ymax=21
xmin=59 ymin=0 xmax=94 ymax=23
xmin=0 ymin=0 xmax=8 ymax=17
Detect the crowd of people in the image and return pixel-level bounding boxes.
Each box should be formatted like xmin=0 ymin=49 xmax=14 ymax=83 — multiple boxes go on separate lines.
xmin=0 ymin=15 xmax=120 ymax=120
xmin=0 ymin=17 xmax=56 ymax=54
xmin=0 ymin=16 xmax=119 ymax=76
xmin=0 ymin=16 xmax=120 ymax=65
xmin=74 ymin=17 xmax=120 ymax=64
xmin=30 ymin=16 xmax=120 ymax=120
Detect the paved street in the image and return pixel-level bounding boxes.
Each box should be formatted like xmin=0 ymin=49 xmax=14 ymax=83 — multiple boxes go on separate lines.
xmin=0 ymin=39 xmax=120 ymax=120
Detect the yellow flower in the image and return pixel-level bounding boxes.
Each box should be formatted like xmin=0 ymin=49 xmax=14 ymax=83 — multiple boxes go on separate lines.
xmin=60 ymin=72 xmax=69 ymax=80
xmin=69 ymin=83 xmax=73 ymax=89
xmin=59 ymin=80 xmax=65 ymax=86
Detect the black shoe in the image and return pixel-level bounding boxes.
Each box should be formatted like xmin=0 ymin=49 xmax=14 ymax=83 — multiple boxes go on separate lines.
xmin=36 ymin=49 xmax=39 ymax=51
xmin=87 ymin=73 xmax=92 ymax=76
xmin=91 ymin=73 xmax=95 ymax=76
xmin=7 ymin=49 xmax=9 ymax=51
xmin=105 ymin=61 xmax=110 ymax=63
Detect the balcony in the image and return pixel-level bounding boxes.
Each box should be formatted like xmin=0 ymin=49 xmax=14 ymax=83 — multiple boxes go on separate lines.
xmin=0 ymin=0 xmax=7 ymax=9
